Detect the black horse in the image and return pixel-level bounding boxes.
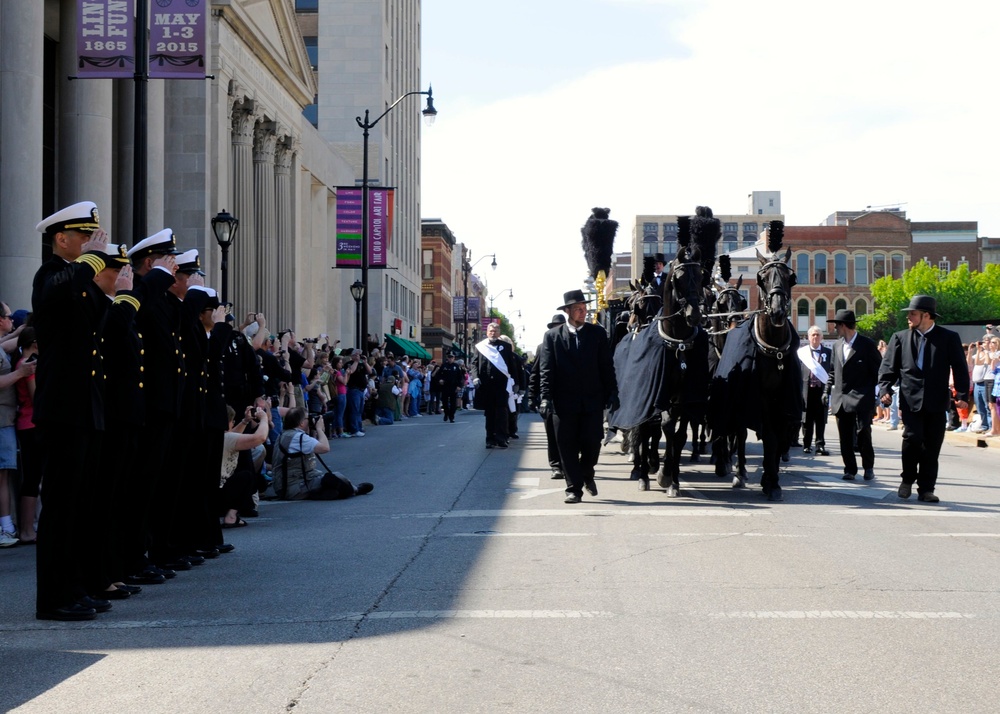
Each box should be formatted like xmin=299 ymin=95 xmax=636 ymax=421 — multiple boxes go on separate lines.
xmin=711 ymin=239 xmax=802 ymax=501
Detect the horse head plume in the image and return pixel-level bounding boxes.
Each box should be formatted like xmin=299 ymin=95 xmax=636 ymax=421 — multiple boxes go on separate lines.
xmin=691 ymin=205 xmax=719 ymax=287
xmin=580 ymin=207 xmax=617 ymax=279
xmin=718 ymin=254 xmax=732 ymax=283
xmin=676 ymin=215 xmax=692 ymax=255
xmin=641 ymin=255 xmax=656 ymax=286
xmin=766 ymin=219 xmax=785 ymax=256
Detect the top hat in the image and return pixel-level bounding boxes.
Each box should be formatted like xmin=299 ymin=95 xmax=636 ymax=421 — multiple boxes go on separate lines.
xmin=826 ymin=309 xmax=856 ymax=327
xmin=900 ymin=295 xmax=938 ymax=318
xmin=558 ymin=289 xmax=592 ymax=311
xmin=547 ymin=313 xmax=567 ymax=329
xmin=175 ymin=249 xmax=205 ymax=275
xmin=653 ymin=253 xmax=666 ymax=264
xmin=35 ymin=201 xmax=100 ymax=235
xmin=128 ymin=229 xmax=181 ymax=261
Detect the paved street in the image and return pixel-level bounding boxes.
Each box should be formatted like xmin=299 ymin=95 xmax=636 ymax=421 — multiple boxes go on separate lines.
xmin=1 ymin=410 xmax=999 ymax=713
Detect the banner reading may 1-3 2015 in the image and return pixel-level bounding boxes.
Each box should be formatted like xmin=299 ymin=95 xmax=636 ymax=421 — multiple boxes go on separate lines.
xmin=77 ymin=0 xmax=207 ymax=80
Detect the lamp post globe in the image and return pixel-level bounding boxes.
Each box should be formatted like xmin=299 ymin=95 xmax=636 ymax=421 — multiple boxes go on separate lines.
xmin=211 ymin=209 xmax=239 ymax=305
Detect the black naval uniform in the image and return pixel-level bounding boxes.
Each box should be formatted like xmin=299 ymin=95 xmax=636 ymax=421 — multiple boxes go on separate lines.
xmin=32 ymin=252 xmax=110 ymax=617
xmin=436 ymin=359 xmax=463 ymax=422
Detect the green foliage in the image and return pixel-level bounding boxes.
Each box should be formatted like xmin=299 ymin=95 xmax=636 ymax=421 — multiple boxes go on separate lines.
xmin=857 ymin=260 xmax=1000 ymax=342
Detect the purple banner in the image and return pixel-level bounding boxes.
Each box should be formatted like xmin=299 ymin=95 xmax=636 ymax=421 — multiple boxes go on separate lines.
xmin=467 ymin=297 xmax=481 ymax=322
xmin=453 ymin=297 xmax=465 ymax=320
xmin=368 ymin=188 xmax=394 ymax=269
xmin=149 ymin=0 xmax=207 ymax=79
xmin=78 ymin=0 xmax=135 ymax=79
xmin=336 ymin=188 xmax=363 ymax=268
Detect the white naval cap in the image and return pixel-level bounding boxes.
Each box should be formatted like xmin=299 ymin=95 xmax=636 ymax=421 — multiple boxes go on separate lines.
xmin=127 ymin=229 xmax=181 ymax=260
xmin=175 ymin=249 xmax=204 ymax=275
xmin=102 ymin=243 xmax=131 ymax=266
xmin=35 ymin=201 xmax=100 ymax=235
xmin=186 ymin=285 xmax=220 ymax=310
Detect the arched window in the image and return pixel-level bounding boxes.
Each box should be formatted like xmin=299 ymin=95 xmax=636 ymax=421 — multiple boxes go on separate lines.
xmin=814 ymin=254 xmax=827 ymax=284
xmin=854 ymin=254 xmax=868 ymax=285
xmin=815 ymin=299 xmax=828 ymax=325
xmin=797 ymin=299 xmax=810 ymax=333
xmin=872 ymin=253 xmax=886 ymax=280
xmin=855 ymin=299 xmax=868 ymax=316
xmin=891 ymin=254 xmax=905 ymax=280
xmin=835 ymin=298 xmax=847 ymax=313
xmin=834 ymin=254 xmax=847 ymax=284
xmin=795 ymin=254 xmax=810 ymax=285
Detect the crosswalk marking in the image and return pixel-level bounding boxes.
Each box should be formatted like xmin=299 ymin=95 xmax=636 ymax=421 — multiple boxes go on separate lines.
xmin=709 ymin=611 xmax=975 ymax=619
xmin=393 ymin=509 xmax=773 ymax=519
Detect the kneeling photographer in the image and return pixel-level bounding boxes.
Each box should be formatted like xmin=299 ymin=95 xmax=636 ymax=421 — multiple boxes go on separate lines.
xmin=272 ymin=407 xmax=373 ymax=501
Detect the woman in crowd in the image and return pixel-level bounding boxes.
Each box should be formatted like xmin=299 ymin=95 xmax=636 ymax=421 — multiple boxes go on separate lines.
xmin=14 ymin=328 xmax=39 ymax=544
xmin=330 ymin=356 xmax=348 ymax=438
xmin=219 ymin=404 xmax=271 ymax=529
xmin=969 ymin=335 xmax=993 ymax=433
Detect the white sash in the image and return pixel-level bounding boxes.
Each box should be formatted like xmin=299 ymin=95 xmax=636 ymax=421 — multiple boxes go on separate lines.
xmin=796 ymin=345 xmax=829 ymax=384
xmin=476 ymin=339 xmax=516 ymax=412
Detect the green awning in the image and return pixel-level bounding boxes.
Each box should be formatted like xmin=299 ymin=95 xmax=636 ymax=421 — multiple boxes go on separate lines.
xmin=450 ymin=342 xmax=468 ymax=359
xmin=384 ymin=334 xmax=432 ymax=360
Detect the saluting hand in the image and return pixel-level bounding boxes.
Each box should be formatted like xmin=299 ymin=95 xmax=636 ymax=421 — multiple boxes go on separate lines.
xmin=153 ymin=254 xmax=178 ymax=275
xmin=114 ymin=264 xmax=133 ymax=292
xmin=211 ymin=305 xmax=227 ymax=324
xmin=82 ymin=228 xmax=109 ymax=253
xmin=188 ymin=273 xmax=205 ymax=288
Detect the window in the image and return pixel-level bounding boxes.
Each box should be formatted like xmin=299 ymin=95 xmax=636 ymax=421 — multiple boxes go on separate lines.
xmin=855 ymin=299 xmax=868 ymax=316
xmin=724 ymin=241 xmax=738 ymax=253
xmin=738 ymin=289 xmax=750 ymax=306
xmin=302 ymin=103 xmax=317 ymax=127
xmin=854 ymin=254 xmax=868 ymax=285
xmin=421 ymin=249 xmax=433 ymax=280
xmin=743 ymin=222 xmax=758 ymax=233
xmin=938 ymin=258 xmax=951 ymax=272
xmin=662 ymin=223 xmax=678 ymax=234
xmin=814 ymin=253 xmax=827 ymax=284
xmin=663 ymin=241 xmax=677 ymax=257
xmin=303 ymin=36 xmax=318 ymax=69
xmin=815 ymin=299 xmax=828 ymax=324
xmin=643 ymin=222 xmax=658 ymax=235
xmin=872 ymin=253 xmax=886 ymax=280
xmin=643 ymin=243 xmax=657 ymax=256
xmin=295 ymin=0 xmax=319 ymax=10
xmin=891 ymin=254 xmax=904 ymax=279
xmin=795 ymin=253 xmax=809 ymax=285
xmin=835 ymin=298 xmax=847 ymax=313
xmin=422 ymin=292 xmax=433 ymax=326
xmin=834 ymin=254 xmax=847 ymax=284
xmin=723 ymin=223 xmax=738 ymax=233
xmin=797 ymin=299 xmax=810 ymax=332
xmin=743 ymin=234 xmax=756 ymax=246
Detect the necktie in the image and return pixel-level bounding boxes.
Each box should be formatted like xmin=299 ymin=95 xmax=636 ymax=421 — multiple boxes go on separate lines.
xmin=916 ymin=332 xmax=926 ymax=370
xmin=844 ymin=341 xmax=853 ymax=361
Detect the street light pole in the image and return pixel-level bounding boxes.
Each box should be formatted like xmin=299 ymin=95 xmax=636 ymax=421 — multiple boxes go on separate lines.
xmin=350 ymin=280 xmax=365 ymax=349
xmin=211 ymin=209 xmax=240 ymax=306
xmin=356 ymin=86 xmax=437 ymax=354
xmin=462 ymin=252 xmax=496 ymax=356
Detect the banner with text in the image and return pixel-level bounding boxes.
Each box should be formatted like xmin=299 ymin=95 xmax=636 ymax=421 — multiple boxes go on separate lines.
xmin=467 ymin=297 xmax=481 ymax=322
xmin=149 ymin=0 xmax=207 ymax=79
xmin=78 ymin=0 xmax=136 ymax=79
xmin=453 ymin=297 xmax=465 ymax=320
xmin=335 ymin=187 xmax=396 ymax=268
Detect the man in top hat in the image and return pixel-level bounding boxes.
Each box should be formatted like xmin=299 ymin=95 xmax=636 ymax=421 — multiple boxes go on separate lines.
xmin=474 ymin=321 xmax=518 ymax=448
xmin=531 ymin=313 xmax=566 ymax=479
xmin=538 ymin=290 xmax=617 ymax=503
xmin=653 ymin=253 xmax=667 ymax=288
xmin=825 ymin=309 xmax=882 ymax=481
xmin=878 ymin=295 xmax=969 ymax=503
xmin=797 ymin=325 xmax=832 ymax=456
xmin=32 ymin=201 xmax=116 ymax=620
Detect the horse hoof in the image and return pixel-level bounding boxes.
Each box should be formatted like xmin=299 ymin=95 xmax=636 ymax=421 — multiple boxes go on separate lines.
xmin=656 ymin=473 xmax=670 ymax=489
xmin=732 ymin=476 xmax=745 ymax=488
xmin=629 ymin=468 xmax=642 ymax=481
xmin=638 ymin=478 xmax=650 ymax=492
xmin=738 ymin=467 xmax=748 ymax=480
xmin=666 ymin=484 xmax=679 ymax=498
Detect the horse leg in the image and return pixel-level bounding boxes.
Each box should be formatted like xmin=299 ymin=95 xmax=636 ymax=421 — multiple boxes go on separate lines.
xmin=689 ymin=420 xmax=701 ymax=463
xmin=734 ymin=429 xmax=748 ymax=488
xmin=760 ymin=424 xmax=782 ymax=501
xmin=659 ymin=412 xmax=685 ymax=497
xmin=628 ymin=428 xmax=642 ymax=481
xmin=713 ymin=434 xmax=732 ymax=477
xmin=645 ymin=419 xmax=660 ymax=475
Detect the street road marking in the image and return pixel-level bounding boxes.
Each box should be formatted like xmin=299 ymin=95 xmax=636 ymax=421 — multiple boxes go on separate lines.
xmin=829 ymin=510 xmax=995 ymax=517
xmin=449 ymin=532 xmax=593 ymax=537
xmin=914 ymin=533 xmax=1000 ymax=537
xmin=509 ymin=478 xmax=539 ymax=487
xmin=515 ymin=488 xmax=566 ymax=500
xmin=710 ymin=611 xmax=974 ymax=619
xmin=651 ymin=532 xmax=807 ymax=538
xmin=393 ymin=509 xmax=772 ymax=519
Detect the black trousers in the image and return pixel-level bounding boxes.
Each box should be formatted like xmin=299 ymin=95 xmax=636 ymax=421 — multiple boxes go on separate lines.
xmin=36 ymin=426 xmax=103 ymax=613
xmin=836 ymin=410 xmax=874 ymax=475
xmin=802 ymin=386 xmax=827 ymax=448
xmin=140 ymin=412 xmax=177 ymax=565
xmin=544 ymin=413 xmax=561 ymax=469
xmin=900 ymin=408 xmax=947 ymax=494
xmin=441 ymin=390 xmax=457 ymax=420
xmin=481 ymin=383 xmax=509 ymax=445
xmin=553 ymin=409 xmax=602 ymax=496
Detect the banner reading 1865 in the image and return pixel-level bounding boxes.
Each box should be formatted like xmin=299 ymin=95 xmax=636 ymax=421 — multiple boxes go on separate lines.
xmin=336 ymin=187 xmax=396 ymax=268
xmin=77 ymin=0 xmax=206 ymax=80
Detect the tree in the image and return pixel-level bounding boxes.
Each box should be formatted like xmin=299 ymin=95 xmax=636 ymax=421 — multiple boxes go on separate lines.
xmin=857 ymin=260 xmax=1000 ymax=342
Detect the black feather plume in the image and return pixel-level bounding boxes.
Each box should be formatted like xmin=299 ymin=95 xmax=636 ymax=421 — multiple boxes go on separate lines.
xmin=767 ymin=219 xmax=784 ymax=254
xmin=580 ymin=207 xmax=618 ymax=278
xmin=642 ymin=255 xmax=656 ymax=285
xmin=718 ymin=254 xmax=732 ymax=283
xmin=691 ymin=205 xmax=719 ymax=284
xmin=676 ymin=215 xmax=691 ymax=252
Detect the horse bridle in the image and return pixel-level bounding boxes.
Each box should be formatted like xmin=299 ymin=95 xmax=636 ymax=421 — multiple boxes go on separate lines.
xmin=705 ymin=286 xmax=749 ymax=336
xmin=756 ymin=259 xmax=795 ymax=319
xmin=658 ymin=259 xmax=703 ymax=322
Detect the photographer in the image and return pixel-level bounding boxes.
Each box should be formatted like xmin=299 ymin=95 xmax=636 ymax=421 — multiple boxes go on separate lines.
xmin=220 ymin=405 xmax=271 ymax=528
xmin=272 ymin=407 xmax=373 ymax=500
xmin=344 ymin=349 xmax=372 ymax=437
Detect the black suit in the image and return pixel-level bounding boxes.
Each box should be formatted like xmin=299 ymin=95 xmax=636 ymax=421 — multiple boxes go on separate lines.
xmin=828 ymin=332 xmax=881 ymax=476
xmin=539 ymin=323 xmax=617 ymax=498
xmin=800 ymin=344 xmax=832 ymax=450
xmin=475 ymin=338 xmax=517 ymax=446
xmin=531 ymin=342 xmax=560 ymax=472
xmin=878 ymin=324 xmax=969 ymax=495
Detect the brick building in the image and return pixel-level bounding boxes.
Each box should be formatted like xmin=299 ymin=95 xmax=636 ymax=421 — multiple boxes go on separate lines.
xmin=420 ymin=219 xmax=458 ymax=361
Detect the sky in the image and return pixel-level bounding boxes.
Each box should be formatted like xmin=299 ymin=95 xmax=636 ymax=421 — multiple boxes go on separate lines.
xmin=420 ymin=0 xmax=1000 ymax=349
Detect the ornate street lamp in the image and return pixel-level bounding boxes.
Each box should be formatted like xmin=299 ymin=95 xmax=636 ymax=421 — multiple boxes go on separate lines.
xmin=211 ymin=209 xmax=240 ymax=305
xmin=350 ymin=280 xmax=366 ymax=350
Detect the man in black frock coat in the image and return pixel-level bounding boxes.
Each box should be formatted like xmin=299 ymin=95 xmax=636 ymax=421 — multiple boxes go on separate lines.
xmin=878 ymin=296 xmax=969 ymax=502
xmin=825 ymin=310 xmax=882 ymax=481
xmin=538 ymin=290 xmax=617 ymax=503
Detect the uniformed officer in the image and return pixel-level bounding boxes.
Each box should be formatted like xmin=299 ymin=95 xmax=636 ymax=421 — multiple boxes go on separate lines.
xmin=32 ymin=202 xmax=113 ymax=620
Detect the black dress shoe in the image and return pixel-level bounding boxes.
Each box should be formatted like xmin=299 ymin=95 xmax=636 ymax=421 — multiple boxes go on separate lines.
xmin=194 ymin=548 xmax=220 ymax=559
xmin=158 ymin=560 xmax=192 ymax=572
xmin=564 ymin=493 xmax=582 ymax=504
xmin=802 ymin=446 xmax=812 ymax=454
xmin=863 ymin=468 xmax=875 ymax=481
xmin=898 ymin=482 xmax=912 ymax=499
xmin=508 ymin=433 xmax=519 ymax=439
xmin=584 ymin=479 xmax=598 ymax=497
xmin=183 ymin=555 xmax=206 ymax=566
xmin=115 ymin=584 xmax=143 ymax=595
xmin=842 ymin=472 xmax=856 ymax=481
xmin=78 ymin=596 xmax=112 ymax=613
xmin=356 ymin=482 xmax=374 ymax=495
xmin=551 ymin=469 xmax=565 ymax=480
xmin=36 ymin=603 xmax=97 ymax=621
xmin=98 ymin=588 xmax=131 ymax=601
xmin=815 ymin=447 xmax=830 ymax=456
xmin=149 ymin=565 xmax=176 ymax=579
xmin=495 ymin=441 xmax=509 ymax=449
xmin=918 ymin=492 xmax=940 ymax=503
xmin=125 ymin=571 xmax=166 ymax=585
xmin=766 ymin=486 xmax=783 ymax=502
xmin=485 ymin=442 xmax=495 ymax=449
xmin=216 ymin=543 xmax=235 ymax=554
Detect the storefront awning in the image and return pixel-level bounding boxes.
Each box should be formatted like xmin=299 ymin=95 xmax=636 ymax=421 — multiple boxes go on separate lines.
xmin=450 ymin=342 xmax=468 ymax=359
xmin=384 ymin=334 xmax=432 ymax=360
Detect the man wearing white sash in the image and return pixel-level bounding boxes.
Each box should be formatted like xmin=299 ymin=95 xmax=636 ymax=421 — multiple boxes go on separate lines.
xmin=797 ymin=325 xmax=831 ymax=456
xmin=474 ymin=322 xmax=517 ymax=448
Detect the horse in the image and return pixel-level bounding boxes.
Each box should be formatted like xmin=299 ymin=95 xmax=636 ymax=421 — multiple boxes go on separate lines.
xmin=705 ymin=275 xmax=750 ymax=486
xmin=710 ymin=245 xmax=802 ymax=501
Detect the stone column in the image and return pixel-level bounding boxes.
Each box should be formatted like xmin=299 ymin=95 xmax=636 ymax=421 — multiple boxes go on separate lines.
xmin=0 ymin=0 xmax=43 ymax=308
xmin=230 ymin=98 xmax=256 ymax=314
xmin=59 ymin=0 xmax=113 ymax=235
xmin=274 ymin=136 xmax=294 ymax=328
xmin=254 ymin=121 xmax=278 ymax=324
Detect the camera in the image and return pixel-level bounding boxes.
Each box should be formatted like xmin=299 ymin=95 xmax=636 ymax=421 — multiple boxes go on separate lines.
xmin=269 ymin=395 xmax=279 ymax=408
xmin=304 ymin=337 xmax=318 ymax=344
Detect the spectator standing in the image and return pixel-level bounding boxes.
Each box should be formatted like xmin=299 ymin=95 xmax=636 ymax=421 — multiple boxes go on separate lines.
xmin=13 ymin=328 xmax=40 ymax=545
xmin=344 ymin=349 xmax=372 ymax=437
xmin=426 ymin=360 xmax=441 ymax=415
xmin=969 ymin=336 xmax=993 ymax=432
xmin=825 ymin=310 xmax=882 ymax=481
xmin=0 ymin=302 xmax=36 ymax=548
xmin=878 ymin=295 xmax=969 ymax=503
